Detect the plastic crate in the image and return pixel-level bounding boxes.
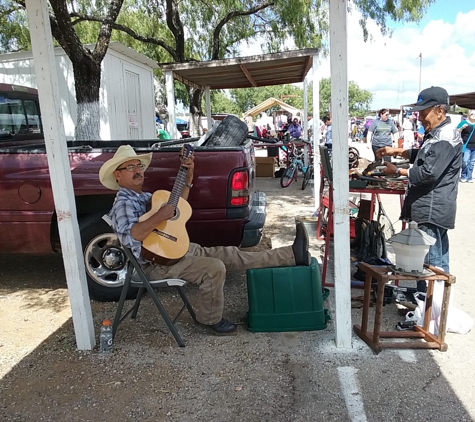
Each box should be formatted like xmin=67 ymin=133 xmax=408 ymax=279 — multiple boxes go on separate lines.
xmin=246 ymin=257 xmax=329 ymax=332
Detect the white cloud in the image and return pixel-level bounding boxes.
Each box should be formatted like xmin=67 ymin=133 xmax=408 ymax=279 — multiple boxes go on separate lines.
xmin=237 ymin=7 xmax=475 ymax=111
xmin=316 ymin=7 xmax=475 ymax=109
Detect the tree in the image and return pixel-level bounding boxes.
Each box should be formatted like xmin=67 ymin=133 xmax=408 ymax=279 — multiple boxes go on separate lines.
xmin=220 ymin=80 xmax=372 ymax=118
xmin=1 ymin=0 xmax=433 ymax=138
xmin=319 ymin=78 xmax=373 ymax=117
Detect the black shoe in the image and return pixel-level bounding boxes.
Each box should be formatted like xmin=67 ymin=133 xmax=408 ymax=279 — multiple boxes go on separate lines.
xmin=196 ymin=318 xmax=237 ymax=336
xmin=293 ymin=221 xmax=310 ymax=266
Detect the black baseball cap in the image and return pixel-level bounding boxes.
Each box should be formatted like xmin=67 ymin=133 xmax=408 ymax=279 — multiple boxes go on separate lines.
xmin=411 ymin=86 xmax=449 ymax=111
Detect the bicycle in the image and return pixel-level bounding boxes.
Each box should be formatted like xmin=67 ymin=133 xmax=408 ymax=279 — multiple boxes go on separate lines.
xmin=301 ymin=140 xmax=314 ymax=190
xmin=280 ymin=140 xmax=313 ymax=188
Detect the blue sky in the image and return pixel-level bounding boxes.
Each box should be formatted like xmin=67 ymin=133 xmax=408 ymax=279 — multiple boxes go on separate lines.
xmin=418 ymin=0 xmax=474 ymax=25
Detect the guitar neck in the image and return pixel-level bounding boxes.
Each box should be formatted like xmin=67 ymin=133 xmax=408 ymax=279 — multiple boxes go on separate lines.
xmin=168 ymin=166 xmax=188 ymax=209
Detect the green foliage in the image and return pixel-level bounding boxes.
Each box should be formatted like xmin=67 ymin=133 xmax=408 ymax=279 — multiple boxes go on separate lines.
xmin=209 ymin=91 xmax=241 ymax=115
xmin=319 ymin=78 xmax=373 ymax=117
xmin=0 ymin=0 xmax=428 ymax=115
xmin=0 ymin=1 xmax=30 ymax=53
xmin=352 ymin=0 xmax=435 ymax=41
xmin=217 ymin=79 xmax=372 ymax=117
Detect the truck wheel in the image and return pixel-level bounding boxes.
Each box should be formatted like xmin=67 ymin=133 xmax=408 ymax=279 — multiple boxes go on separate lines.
xmin=80 ymin=213 xmax=137 ymax=302
xmin=203 ymin=115 xmax=249 ymax=147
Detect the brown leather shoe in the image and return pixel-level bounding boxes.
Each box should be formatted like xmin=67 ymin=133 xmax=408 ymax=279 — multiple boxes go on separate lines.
xmin=292 ymin=221 xmax=310 ymax=266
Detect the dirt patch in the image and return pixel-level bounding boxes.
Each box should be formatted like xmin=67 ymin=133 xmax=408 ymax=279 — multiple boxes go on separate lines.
xmin=1 ymin=177 xmax=335 ymax=421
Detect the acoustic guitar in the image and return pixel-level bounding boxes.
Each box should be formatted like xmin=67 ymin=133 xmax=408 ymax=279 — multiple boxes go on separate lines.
xmin=139 ymin=144 xmax=194 ymax=263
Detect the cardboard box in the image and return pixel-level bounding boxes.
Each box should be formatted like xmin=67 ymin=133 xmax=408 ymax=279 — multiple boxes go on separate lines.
xmin=255 ymin=157 xmax=275 ymax=177
xmin=246 ymin=258 xmax=329 ymax=332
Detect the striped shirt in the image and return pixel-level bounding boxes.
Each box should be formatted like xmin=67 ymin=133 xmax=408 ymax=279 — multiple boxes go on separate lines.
xmin=109 ymin=187 xmax=152 ymax=263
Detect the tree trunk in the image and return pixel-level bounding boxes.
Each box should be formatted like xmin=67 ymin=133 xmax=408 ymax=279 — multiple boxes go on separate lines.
xmin=72 ymin=58 xmax=102 ymax=140
xmin=188 ymin=87 xmax=204 ymax=137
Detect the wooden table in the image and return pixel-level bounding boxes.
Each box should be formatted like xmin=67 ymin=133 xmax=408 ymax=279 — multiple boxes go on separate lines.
xmin=353 ymin=262 xmax=456 ymax=354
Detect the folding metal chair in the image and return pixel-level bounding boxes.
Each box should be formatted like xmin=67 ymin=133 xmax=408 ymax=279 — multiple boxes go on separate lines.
xmin=102 ymin=215 xmax=196 ymax=347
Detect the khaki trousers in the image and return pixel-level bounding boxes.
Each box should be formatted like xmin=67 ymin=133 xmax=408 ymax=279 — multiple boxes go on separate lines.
xmin=144 ymin=243 xmax=296 ymax=325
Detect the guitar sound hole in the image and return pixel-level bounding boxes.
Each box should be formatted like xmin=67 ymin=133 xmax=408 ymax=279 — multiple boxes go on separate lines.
xmin=171 ymin=208 xmax=180 ymax=221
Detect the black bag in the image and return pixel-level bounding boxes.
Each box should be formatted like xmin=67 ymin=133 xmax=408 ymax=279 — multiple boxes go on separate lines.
xmin=352 ymin=218 xmax=390 ymax=281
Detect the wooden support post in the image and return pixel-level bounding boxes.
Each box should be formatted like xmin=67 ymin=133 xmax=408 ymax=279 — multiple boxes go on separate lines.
xmin=329 ymin=0 xmax=352 ymax=348
xmin=25 ymin=0 xmax=95 ymax=350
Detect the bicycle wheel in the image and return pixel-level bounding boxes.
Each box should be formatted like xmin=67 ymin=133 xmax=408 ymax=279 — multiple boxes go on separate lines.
xmin=378 ymin=213 xmax=395 ymax=240
xmin=280 ymin=165 xmax=296 ymax=188
xmin=301 ymin=165 xmax=314 ymax=190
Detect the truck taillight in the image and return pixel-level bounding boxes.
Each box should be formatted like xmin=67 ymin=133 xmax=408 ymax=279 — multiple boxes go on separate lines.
xmin=230 ymin=171 xmax=249 ymax=206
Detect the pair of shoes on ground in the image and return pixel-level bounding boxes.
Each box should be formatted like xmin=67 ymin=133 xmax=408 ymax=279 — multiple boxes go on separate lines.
xmin=460 ymin=179 xmax=473 ymax=183
xmin=195 ymin=318 xmax=237 ymax=336
xmin=292 ymin=221 xmax=311 ymax=266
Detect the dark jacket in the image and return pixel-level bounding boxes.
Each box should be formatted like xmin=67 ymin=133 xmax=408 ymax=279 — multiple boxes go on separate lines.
xmin=401 ymin=117 xmax=462 ymax=229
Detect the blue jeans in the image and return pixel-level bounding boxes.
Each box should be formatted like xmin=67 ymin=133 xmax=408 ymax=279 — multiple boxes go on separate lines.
xmin=372 ymin=145 xmax=391 ymax=162
xmin=418 ymin=223 xmax=449 ymax=273
xmin=416 ymin=223 xmax=449 ymax=292
xmin=461 ymin=147 xmax=475 ymax=181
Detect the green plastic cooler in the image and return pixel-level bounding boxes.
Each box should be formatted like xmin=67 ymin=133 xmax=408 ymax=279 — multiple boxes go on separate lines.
xmin=246 ymin=257 xmax=329 ymax=332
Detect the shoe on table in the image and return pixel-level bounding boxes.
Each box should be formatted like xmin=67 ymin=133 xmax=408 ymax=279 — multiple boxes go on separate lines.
xmin=195 ymin=318 xmax=237 ymax=336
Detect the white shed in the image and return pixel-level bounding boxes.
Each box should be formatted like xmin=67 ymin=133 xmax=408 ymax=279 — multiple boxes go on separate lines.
xmin=0 ymin=41 xmax=158 ymax=140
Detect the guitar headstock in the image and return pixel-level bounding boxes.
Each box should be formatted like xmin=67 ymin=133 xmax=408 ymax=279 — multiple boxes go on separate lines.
xmin=180 ymin=144 xmax=194 ymax=161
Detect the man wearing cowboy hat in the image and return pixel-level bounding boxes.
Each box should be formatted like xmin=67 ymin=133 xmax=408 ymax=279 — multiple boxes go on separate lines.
xmin=100 ymin=145 xmax=311 ymax=336
xmin=376 ymin=86 xmax=462 ymax=278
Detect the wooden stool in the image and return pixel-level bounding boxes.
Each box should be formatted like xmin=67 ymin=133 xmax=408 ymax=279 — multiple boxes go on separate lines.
xmin=353 ymin=262 xmax=455 ymax=354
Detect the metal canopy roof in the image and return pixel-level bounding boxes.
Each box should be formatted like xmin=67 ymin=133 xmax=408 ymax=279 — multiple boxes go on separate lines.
xmin=402 ymin=91 xmax=475 ymax=110
xmin=448 ymin=91 xmax=475 ymax=110
xmin=160 ymin=49 xmax=318 ymax=90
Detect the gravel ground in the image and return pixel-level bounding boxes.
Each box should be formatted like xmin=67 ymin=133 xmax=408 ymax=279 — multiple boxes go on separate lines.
xmin=1 ymin=153 xmax=475 ymax=421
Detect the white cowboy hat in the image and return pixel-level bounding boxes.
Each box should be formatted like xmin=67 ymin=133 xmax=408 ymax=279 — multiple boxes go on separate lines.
xmin=99 ymin=145 xmax=152 ymax=190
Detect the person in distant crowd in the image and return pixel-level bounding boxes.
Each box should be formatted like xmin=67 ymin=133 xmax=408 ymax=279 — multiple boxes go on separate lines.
xmin=417 ymin=123 xmax=425 ymax=146
xmin=366 ymin=108 xmax=399 ymax=162
xmin=99 ymin=145 xmax=312 ymax=336
xmin=376 ymin=86 xmax=462 ymax=275
xmin=323 ymin=115 xmax=332 ymax=149
xmin=282 ymin=116 xmax=292 ymax=131
xmin=288 ymin=117 xmax=302 ymax=139
xmin=307 ymin=114 xmax=314 ymax=140
xmin=402 ymin=116 xmax=415 ymax=149
xmin=457 ymin=109 xmax=475 ymax=183
xmin=395 ymin=121 xmax=403 ymax=147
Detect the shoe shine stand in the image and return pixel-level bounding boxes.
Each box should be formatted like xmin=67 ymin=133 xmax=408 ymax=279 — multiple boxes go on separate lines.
xmin=353 ymin=262 xmax=455 ymax=354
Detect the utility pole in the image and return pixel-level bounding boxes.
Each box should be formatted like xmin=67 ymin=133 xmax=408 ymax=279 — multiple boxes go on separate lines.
xmin=418 ymin=53 xmax=422 ymax=93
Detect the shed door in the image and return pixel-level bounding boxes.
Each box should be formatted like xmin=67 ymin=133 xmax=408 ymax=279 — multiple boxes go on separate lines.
xmin=124 ymin=69 xmax=142 ymax=140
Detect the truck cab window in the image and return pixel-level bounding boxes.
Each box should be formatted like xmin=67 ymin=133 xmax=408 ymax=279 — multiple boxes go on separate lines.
xmin=0 ymin=94 xmax=42 ymax=140
xmin=24 ymin=100 xmax=42 ymax=134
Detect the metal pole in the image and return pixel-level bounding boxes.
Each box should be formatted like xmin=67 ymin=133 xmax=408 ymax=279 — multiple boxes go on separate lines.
xmin=418 ymin=53 xmax=422 ymax=93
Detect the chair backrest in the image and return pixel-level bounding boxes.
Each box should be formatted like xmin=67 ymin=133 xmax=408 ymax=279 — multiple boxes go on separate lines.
xmin=319 ymin=145 xmax=333 ymax=182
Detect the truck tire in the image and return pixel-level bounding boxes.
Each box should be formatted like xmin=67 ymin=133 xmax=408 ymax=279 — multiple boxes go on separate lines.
xmin=203 ymin=115 xmax=249 ymax=147
xmin=80 ymin=212 xmax=137 ymax=302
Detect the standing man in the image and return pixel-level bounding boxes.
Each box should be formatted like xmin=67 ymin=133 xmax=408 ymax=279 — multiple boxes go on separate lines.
xmin=376 ymin=86 xmax=462 ymax=274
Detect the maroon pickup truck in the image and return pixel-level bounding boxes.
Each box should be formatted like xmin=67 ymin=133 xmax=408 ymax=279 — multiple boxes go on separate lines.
xmin=0 ymin=83 xmax=266 ymax=301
